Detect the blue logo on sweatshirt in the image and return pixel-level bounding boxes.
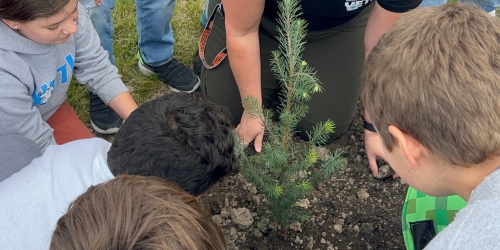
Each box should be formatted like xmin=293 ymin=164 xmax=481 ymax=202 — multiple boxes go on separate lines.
xmin=32 ymin=53 xmax=74 ymax=105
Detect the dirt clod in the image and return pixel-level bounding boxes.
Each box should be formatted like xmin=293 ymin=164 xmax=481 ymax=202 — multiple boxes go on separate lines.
xmin=376 ymin=164 xmax=395 ymax=179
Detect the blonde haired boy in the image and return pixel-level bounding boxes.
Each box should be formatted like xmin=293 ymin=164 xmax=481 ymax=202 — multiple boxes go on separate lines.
xmin=50 ymin=175 xmax=227 ymax=250
xmin=362 ymin=3 xmax=500 ymax=249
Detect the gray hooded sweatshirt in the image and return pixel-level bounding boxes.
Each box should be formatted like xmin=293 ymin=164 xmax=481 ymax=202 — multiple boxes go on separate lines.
xmin=0 ymin=3 xmax=128 ymax=152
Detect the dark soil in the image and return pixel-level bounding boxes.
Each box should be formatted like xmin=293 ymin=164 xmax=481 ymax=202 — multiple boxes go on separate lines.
xmin=200 ymin=101 xmax=409 ymax=250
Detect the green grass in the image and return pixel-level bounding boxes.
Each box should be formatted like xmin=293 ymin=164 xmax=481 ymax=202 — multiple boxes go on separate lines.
xmin=68 ymin=0 xmax=205 ymax=125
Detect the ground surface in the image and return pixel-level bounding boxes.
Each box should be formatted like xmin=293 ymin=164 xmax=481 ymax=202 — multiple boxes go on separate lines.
xmin=95 ymin=97 xmax=408 ymax=250
xmin=200 ymin=101 xmax=409 ymax=250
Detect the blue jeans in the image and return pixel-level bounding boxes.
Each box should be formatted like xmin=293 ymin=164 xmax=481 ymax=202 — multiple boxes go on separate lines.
xmin=80 ymin=0 xmax=176 ymax=67
xmin=421 ymin=0 xmax=498 ymax=12
xmin=135 ymin=0 xmax=176 ymax=67
xmin=80 ymin=0 xmax=116 ymax=65
xmin=200 ymin=0 xmax=209 ymax=28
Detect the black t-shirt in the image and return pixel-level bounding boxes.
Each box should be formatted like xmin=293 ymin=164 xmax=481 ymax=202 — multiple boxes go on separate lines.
xmin=263 ymin=0 xmax=422 ymax=30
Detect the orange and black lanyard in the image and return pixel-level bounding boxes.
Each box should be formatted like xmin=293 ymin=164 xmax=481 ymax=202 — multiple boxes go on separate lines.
xmin=199 ymin=3 xmax=227 ymax=69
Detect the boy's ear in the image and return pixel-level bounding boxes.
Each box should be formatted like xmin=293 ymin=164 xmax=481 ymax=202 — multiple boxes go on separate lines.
xmin=387 ymin=125 xmax=425 ymax=171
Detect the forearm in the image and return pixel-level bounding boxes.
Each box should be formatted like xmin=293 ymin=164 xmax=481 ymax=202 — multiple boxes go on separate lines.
xmin=226 ymin=33 xmax=263 ymax=106
xmin=107 ymin=92 xmax=138 ymax=120
xmin=223 ymin=0 xmax=265 ymax=107
xmin=364 ymin=1 xmax=405 ymax=57
xmin=0 ymin=97 xmax=55 ymax=152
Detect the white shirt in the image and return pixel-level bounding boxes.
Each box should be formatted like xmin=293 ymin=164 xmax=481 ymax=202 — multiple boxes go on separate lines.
xmin=0 ymin=138 xmax=114 ymax=250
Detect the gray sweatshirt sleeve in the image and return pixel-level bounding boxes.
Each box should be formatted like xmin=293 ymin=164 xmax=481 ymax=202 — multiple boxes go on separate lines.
xmin=0 ymin=66 xmax=56 ymax=153
xmin=72 ymin=3 xmax=128 ymax=104
xmin=424 ymin=175 xmax=500 ymax=250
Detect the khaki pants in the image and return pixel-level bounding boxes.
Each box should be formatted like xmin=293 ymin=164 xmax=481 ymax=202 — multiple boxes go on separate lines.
xmin=46 ymin=101 xmax=95 ymax=145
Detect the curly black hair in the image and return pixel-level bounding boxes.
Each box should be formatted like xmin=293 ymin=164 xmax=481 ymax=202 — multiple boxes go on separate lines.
xmin=108 ymin=93 xmax=239 ymax=196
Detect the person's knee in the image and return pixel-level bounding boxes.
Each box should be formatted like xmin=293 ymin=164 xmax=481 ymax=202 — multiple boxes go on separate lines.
xmin=327 ymin=123 xmax=350 ymax=142
xmin=297 ymin=120 xmax=350 ymax=143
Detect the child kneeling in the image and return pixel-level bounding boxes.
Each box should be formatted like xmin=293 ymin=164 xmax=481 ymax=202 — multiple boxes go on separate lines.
xmin=0 ymin=0 xmax=138 ymax=152
xmin=362 ymin=3 xmax=500 ymax=248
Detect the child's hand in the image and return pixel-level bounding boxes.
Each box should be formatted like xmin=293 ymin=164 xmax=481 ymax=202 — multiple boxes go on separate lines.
xmin=95 ymin=0 xmax=102 ymax=6
xmin=364 ymin=130 xmax=387 ymax=177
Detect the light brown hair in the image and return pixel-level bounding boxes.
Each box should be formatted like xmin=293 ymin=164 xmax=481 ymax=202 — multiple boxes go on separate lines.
xmin=50 ymin=175 xmax=227 ymax=250
xmin=362 ymin=3 xmax=500 ymax=166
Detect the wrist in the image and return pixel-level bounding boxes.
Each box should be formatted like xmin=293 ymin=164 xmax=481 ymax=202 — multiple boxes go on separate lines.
xmin=363 ymin=120 xmax=377 ymax=133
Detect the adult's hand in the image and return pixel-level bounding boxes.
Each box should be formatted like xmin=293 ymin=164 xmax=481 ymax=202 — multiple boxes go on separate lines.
xmin=235 ymin=110 xmax=264 ymax=152
xmin=364 ymin=129 xmax=386 ymax=177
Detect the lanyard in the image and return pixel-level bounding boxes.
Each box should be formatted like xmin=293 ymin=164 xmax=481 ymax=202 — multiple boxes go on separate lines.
xmin=199 ymin=3 xmax=227 ymax=69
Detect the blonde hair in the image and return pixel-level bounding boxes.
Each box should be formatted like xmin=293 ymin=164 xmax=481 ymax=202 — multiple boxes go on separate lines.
xmin=50 ymin=175 xmax=227 ymax=250
xmin=362 ymin=3 xmax=500 ymax=166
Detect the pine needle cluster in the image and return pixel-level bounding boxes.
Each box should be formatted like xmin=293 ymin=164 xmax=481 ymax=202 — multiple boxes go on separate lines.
xmin=238 ymin=0 xmax=346 ymax=232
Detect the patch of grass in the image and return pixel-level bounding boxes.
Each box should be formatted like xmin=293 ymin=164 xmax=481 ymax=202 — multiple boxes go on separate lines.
xmin=68 ymin=0 xmax=205 ymax=123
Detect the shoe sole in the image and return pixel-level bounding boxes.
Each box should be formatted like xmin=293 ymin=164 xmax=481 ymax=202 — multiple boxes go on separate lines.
xmin=137 ymin=60 xmax=156 ymax=76
xmin=91 ymin=121 xmax=121 ymax=135
xmin=168 ymin=76 xmax=201 ymax=94
xmin=138 ymin=60 xmax=201 ymax=94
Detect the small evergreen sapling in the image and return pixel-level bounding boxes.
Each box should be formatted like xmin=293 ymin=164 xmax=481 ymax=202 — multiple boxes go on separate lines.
xmin=238 ymin=0 xmax=346 ymax=232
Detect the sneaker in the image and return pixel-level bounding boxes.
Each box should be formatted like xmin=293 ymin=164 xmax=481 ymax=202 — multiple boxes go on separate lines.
xmin=137 ymin=52 xmax=200 ymax=93
xmin=89 ymin=91 xmax=123 ymax=134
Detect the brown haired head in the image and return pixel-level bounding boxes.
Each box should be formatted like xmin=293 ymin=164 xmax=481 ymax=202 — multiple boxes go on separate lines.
xmin=50 ymin=175 xmax=227 ymax=250
xmin=362 ymin=3 xmax=500 ymax=166
xmin=0 ymin=0 xmax=70 ymax=22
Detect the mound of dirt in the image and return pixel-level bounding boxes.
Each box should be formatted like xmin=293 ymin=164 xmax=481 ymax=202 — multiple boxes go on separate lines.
xmin=201 ymin=101 xmax=408 ymax=250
